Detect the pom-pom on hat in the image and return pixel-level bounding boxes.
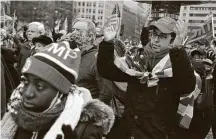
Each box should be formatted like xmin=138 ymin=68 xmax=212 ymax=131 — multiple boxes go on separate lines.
xmin=21 ymin=41 xmax=81 ymax=94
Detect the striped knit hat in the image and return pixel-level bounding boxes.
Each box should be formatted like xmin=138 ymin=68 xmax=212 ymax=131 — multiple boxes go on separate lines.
xmin=21 ymin=41 xmax=81 ymax=94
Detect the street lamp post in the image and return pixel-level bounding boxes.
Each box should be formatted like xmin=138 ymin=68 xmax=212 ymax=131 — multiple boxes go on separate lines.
xmin=33 ymin=7 xmax=36 ymax=21
xmin=53 ymin=10 xmax=58 ymax=31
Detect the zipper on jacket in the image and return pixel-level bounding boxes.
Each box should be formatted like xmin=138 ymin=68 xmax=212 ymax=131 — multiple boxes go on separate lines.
xmin=31 ymin=131 xmax=38 ymax=139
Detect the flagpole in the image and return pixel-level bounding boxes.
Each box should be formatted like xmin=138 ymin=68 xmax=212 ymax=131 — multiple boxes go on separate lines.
xmin=3 ymin=7 xmax=6 ymax=28
xmin=12 ymin=10 xmax=16 ymax=34
xmin=212 ymin=13 xmax=215 ymax=38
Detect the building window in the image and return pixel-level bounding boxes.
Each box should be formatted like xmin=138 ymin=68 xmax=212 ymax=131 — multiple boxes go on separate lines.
xmin=89 ymin=9 xmax=91 ymax=13
xmin=78 ymin=9 xmax=80 ymax=12
xmin=93 ymin=9 xmax=96 ymax=13
xmin=86 ymin=9 xmax=88 ymax=12
xmin=183 ymin=13 xmax=186 ymax=16
xmin=82 ymin=15 xmax=84 ymax=18
xmin=78 ymin=2 xmax=81 ymax=6
xmin=82 ymin=2 xmax=85 ymax=6
xmin=188 ymin=20 xmax=204 ymax=23
xmin=93 ymin=2 xmax=96 ymax=7
xmin=184 ymin=6 xmax=187 ymax=10
xmin=189 ymin=13 xmax=208 ymax=17
xmin=99 ymin=3 xmax=103 ymax=8
xmin=74 ymin=9 xmax=76 ymax=13
xmin=82 ymin=8 xmax=84 ymax=13
xmin=190 ymin=7 xmax=195 ymax=10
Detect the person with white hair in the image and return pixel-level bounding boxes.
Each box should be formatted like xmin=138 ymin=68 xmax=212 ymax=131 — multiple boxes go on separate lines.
xmin=26 ymin=22 xmax=45 ymax=41
xmin=17 ymin=22 xmax=45 ymax=75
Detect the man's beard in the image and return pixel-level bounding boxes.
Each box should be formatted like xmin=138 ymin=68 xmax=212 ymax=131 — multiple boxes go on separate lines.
xmin=60 ymin=33 xmax=89 ymax=47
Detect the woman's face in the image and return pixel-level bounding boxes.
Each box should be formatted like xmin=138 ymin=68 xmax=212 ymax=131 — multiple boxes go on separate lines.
xmin=21 ymin=74 xmax=58 ymax=112
xmin=35 ymin=42 xmax=45 ymax=52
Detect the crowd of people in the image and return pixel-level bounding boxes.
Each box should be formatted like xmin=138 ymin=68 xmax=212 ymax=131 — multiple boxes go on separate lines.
xmin=1 ymin=13 xmax=216 ymax=139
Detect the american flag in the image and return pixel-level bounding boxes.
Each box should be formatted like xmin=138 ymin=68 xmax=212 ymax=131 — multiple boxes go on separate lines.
xmin=107 ymin=4 xmax=121 ymax=37
xmin=112 ymin=4 xmax=120 ymax=17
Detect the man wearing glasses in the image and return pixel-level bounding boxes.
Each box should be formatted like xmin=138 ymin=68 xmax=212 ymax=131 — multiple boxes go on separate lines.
xmin=97 ymin=17 xmax=196 ymax=139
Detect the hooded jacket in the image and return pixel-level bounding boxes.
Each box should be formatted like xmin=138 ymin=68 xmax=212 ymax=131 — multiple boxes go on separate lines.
xmin=97 ymin=41 xmax=196 ymax=139
xmin=2 ymin=99 xmax=114 ymax=139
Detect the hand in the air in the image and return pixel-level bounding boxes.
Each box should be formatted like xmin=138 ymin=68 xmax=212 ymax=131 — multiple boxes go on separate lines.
xmin=103 ymin=16 xmax=119 ymax=42
xmin=171 ymin=19 xmax=187 ymax=47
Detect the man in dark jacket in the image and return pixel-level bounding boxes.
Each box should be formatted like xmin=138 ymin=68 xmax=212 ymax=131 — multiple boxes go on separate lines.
xmin=213 ymin=64 xmax=216 ymax=138
xmin=97 ymin=17 xmax=196 ymax=139
xmin=1 ymin=41 xmax=114 ymax=139
xmin=71 ymin=18 xmax=112 ymax=104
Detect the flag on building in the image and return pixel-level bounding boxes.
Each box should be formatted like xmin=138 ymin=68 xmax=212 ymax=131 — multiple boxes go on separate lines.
xmin=187 ymin=13 xmax=214 ymax=44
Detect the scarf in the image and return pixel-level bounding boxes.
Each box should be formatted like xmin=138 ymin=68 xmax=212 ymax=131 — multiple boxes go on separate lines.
xmin=114 ymin=53 xmax=172 ymax=87
xmin=114 ymin=53 xmax=202 ymax=129
xmin=1 ymin=83 xmax=91 ymax=139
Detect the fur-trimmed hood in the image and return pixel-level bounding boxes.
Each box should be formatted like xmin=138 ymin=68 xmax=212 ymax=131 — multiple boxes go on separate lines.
xmin=79 ymin=99 xmax=115 ymax=134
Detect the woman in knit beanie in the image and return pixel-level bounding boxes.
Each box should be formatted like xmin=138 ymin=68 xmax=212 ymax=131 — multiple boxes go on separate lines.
xmin=1 ymin=41 xmax=115 ymax=139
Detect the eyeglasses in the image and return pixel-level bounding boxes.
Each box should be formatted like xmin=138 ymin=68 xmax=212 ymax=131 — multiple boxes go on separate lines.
xmin=151 ymin=31 xmax=168 ymax=40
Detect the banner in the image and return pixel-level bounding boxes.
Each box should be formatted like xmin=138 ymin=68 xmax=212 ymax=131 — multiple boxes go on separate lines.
xmin=187 ymin=13 xmax=214 ymax=44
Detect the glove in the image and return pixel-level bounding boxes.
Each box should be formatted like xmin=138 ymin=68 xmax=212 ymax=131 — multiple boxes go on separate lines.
xmin=56 ymin=125 xmax=77 ymax=139
xmin=206 ymin=49 xmax=216 ymax=61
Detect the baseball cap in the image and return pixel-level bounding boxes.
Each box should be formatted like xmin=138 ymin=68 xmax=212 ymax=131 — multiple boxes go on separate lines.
xmin=149 ymin=17 xmax=176 ymax=34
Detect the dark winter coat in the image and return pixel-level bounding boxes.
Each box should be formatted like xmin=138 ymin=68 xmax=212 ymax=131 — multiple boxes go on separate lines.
xmin=1 ymin=48 xmax=19 ymax=102
xmin=97 ymin=41 xmax=196 ymax=139
xmin=13 ymin=99 xmax=114 ymax=139
xmin=17 ymin=42 xmax=32 ymax=74
xmin=1 ymin=61 xmax=6 ymax=118
xmin=213 ymin=66 xmax=216 ymax=106
xmin=76 ymin=47 xmax=112 ymax=104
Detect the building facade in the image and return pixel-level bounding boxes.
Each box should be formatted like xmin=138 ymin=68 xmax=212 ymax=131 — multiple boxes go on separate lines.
xmin=1 ymin=1 xmax=10 ymax=15
xmin=121 ymin=2 xmax=150 ymax=42
xmin=73 ymin=1 xmax=123 ymax=27
xmin=179 ymin=3 xmax=216 ymax=34
xmin=121 ymin=5 xmax=136 ymax=41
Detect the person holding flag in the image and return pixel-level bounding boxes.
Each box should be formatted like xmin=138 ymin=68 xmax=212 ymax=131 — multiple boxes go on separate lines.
xmin=97 ymin=16 xmax=196 ymax=139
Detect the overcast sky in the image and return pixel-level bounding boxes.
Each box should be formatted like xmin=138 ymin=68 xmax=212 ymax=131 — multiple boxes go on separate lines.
xmin=124 ymin=0 xmax=138 ymax=11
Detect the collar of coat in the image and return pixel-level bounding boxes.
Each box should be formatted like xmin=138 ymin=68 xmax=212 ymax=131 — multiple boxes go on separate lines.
xmin=79 ymin=99 xmax=115 ymax=134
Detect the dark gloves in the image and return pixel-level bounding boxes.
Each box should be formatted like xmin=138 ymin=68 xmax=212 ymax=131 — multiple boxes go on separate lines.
xmin=206 ymin=49 xmax=216 ymax=61
xmin=191 ymin=60 xmax=206 ymax=77
xmin=56 ymin=125 xmax=77 ymax=139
